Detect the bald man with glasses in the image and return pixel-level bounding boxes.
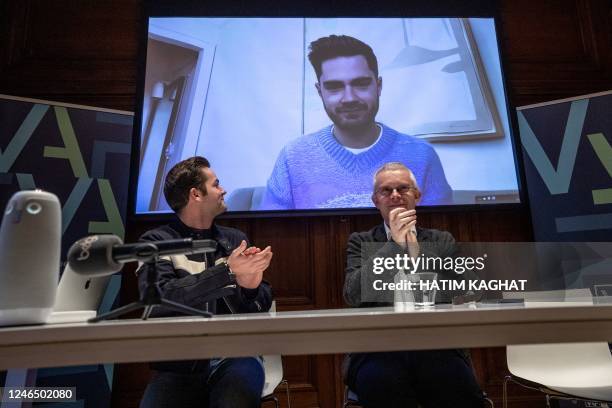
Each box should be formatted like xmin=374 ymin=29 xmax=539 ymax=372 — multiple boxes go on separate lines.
xmin=342 ymin=162 xmax=485 ymax=408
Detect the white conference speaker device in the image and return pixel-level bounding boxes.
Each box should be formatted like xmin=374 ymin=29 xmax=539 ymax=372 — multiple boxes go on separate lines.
xmin=0 ymin=190 xmax=61 ymax=326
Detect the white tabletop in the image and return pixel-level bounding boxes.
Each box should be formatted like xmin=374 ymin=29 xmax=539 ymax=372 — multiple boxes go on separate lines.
xmin=1 ymin=302 xmax=612 ymax=370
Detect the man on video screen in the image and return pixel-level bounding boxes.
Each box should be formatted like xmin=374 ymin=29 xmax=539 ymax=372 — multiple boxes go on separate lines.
xmin=260 ymin=34 xmax=452 ymax=210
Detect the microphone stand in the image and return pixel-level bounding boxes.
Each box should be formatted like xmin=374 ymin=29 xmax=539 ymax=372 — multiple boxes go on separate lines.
xmin=90 ymin=243 xmax=214 ymax=322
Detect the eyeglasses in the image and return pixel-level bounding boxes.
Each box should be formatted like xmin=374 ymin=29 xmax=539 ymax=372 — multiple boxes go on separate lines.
xmin=376 ymin=185 xmax=418 ymax=197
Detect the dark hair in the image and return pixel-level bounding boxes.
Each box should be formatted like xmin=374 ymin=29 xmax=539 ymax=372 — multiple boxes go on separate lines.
xmin=308 ymin=35 xmax=378 ymax=80
xmin=163 ymin=156 xmax=210 ymax=213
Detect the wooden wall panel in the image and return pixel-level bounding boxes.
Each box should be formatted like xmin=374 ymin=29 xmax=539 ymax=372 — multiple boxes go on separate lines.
xmin=1 ymin=0 xmax=611 ymax=407
xmin=253 ymin=217 xmax=315 ymax=308
xmin=0 ymin=0 xmax=141 ymax=111
xmin=500 ymin=0 xmax=612 ymax=106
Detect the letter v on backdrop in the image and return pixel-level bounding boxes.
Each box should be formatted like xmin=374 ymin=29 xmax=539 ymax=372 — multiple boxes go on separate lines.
xmin=517 ymin=91 xmax=612 ymax=240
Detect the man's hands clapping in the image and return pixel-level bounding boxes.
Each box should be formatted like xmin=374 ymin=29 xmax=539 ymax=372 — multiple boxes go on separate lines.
xmin=227 ymin=240 xmax=273 ymax=289
xmin=388 ymin=208 xmax=417 ymax=246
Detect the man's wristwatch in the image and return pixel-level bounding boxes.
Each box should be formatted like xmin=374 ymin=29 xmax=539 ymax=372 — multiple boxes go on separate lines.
xmin=223 ymin=261 xmax=236 ymax=281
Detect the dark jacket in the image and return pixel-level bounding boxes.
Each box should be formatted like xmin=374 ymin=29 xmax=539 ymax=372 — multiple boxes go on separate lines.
xmin=344 ymin=223 xmax=461 ymax=307
xmin=136 ymin=217 xmax=273 ymax=372
xmin=342 ymin=223 xmax=474 ymax=384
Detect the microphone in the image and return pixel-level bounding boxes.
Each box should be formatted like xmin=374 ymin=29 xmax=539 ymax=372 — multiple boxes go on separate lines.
xmin=67 ymin=234 xmax=217 ymax=276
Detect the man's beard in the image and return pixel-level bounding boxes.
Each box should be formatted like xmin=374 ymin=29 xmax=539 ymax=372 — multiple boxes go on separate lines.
xmin=214 ymin=200 xmax=227 ymax=216
xmin=325 ymin=101 xmax=379 ymax=131
xmin=218 ymin=201 xmax=227 ymax=214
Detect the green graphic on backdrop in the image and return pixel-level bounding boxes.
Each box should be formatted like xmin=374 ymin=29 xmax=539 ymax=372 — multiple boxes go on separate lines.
xmin=90 ymin=178 xmax=125 ymax=238
xmin=43 ymin=106 xmax=89 ymax=178
xmin=0 ymin=95 xmax=134 ymax=408
xmin=588 ymin=133 xmax=612 ymax=205
xmin=518 ymin=91 xmax=612 ymax=240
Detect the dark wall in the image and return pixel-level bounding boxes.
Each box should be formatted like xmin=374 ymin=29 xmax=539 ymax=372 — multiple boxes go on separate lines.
xmin=1 ymin=1 xmax=611 ymax=407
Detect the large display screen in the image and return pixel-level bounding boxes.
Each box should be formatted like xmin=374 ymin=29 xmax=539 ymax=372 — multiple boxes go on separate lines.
xmin=134 ymin=16 xmax=521 ymax=214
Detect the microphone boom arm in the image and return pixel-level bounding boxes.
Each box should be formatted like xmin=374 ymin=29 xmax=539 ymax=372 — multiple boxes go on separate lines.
xmin=89 ymin=240 xmax=216 ymax=322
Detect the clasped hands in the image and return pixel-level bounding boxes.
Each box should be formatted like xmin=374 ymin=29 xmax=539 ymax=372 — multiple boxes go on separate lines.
xmin=388 ymin=207 xmax=419 ymax=257
xmin=227 ymin=240 xmax=273 ymax=289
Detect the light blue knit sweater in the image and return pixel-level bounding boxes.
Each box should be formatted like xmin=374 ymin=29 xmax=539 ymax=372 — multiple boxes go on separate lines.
xmin=259 ymin=124 xmax=452 ymax=209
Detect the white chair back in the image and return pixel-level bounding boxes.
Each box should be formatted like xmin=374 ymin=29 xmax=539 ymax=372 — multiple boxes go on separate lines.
xmin=261 ymin=301 xmax=284 ymax=397
xmin=505 ymin=289 xmax=612 ymax=401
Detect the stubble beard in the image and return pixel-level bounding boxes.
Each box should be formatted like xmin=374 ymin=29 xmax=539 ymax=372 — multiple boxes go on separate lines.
xmin=326 ymin=100 xmax=379 ymax=133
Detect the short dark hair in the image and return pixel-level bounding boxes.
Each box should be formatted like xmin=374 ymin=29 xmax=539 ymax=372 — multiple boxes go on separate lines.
xmin=163 ymin=156 xmax=210 ymax=213
xmin=308 ymin=35 xmax=379 ymax=80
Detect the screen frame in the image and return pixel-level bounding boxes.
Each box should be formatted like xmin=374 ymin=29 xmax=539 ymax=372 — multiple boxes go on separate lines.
xmin=127 ymin=0 xmax=531 ymax=222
